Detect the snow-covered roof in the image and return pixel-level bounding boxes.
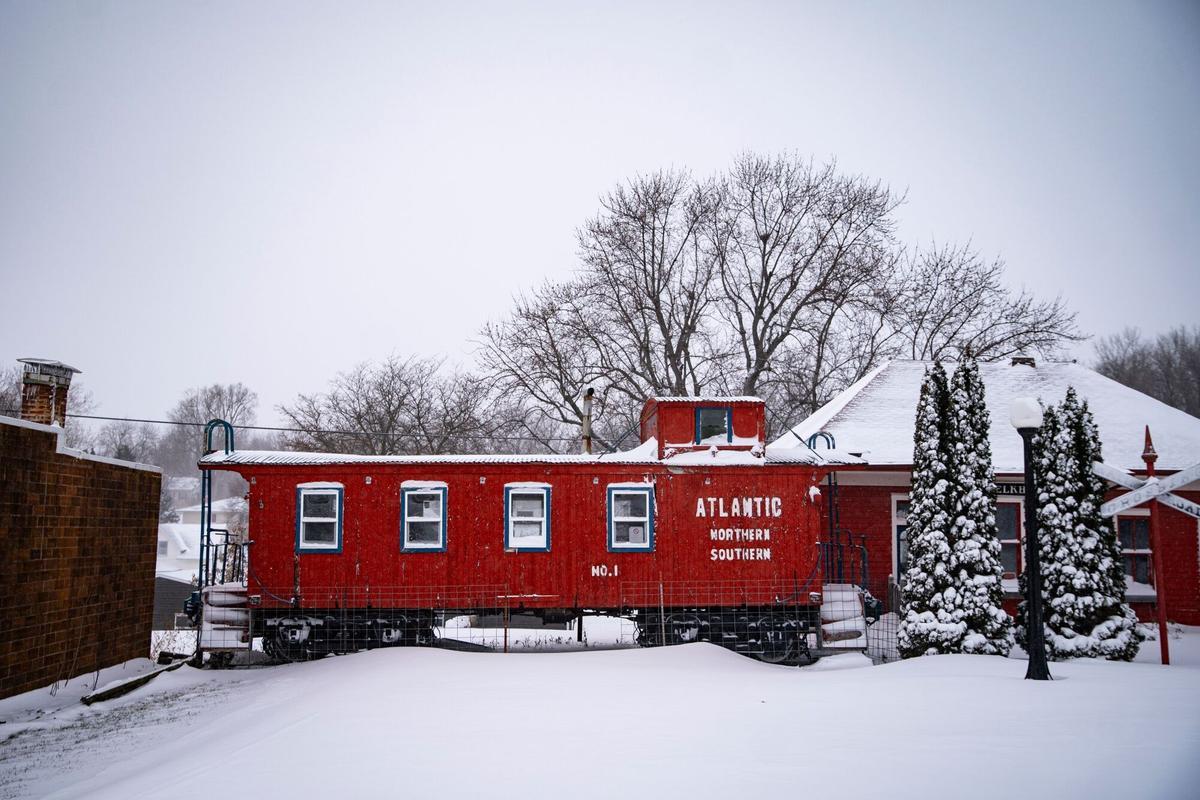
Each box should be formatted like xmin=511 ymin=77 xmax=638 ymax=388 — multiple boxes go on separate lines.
xmin=650 ymin=396 xmax=763 ymax=404
xmin=0 ymin=414 xmax=162 ymax=473
xmin=199 ymin=436 xmax=864 ymax=469
xmin=775 ymin=360 xmax=1200 ymax=473
xmin=178 ymin=496 xmax=247 ymax=514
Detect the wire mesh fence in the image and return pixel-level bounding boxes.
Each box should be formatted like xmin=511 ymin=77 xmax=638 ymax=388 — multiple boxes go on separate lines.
xmin=205 ymin=580 xmax=830 ymax=666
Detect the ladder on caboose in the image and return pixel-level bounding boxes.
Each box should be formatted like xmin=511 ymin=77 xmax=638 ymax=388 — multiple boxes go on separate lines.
xmin=195 ymin=419 xmax=251 ymax=666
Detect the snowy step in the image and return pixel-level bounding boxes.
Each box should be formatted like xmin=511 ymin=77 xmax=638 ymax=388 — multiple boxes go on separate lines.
xmin=200 ymin=620 xmax=248 ymax=649
xmin=820 ymin=599 xmax=864 ymax=623
xmin=203 ymin=584 xmax=248 ymax=608
xmin=822 ymin=616 xmax=867 ymax=649
xmin=204 ymin=606 xmax=249 ymax=626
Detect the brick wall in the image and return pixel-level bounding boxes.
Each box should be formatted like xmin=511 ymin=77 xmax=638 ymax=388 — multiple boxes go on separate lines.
xmin=0 ymin=418 xmax=160 ymax=700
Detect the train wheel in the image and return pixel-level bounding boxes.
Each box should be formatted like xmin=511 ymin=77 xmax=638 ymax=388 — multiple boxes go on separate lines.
xmin=753 ymin=617 xmax=797 ymax=664
xmin=207 ymin=651 xmax=235 ymax=669
xmin=666 ymin=613 xmax=702 ymax=644
xmin=265 ymin=619 xmax=316 ymax=662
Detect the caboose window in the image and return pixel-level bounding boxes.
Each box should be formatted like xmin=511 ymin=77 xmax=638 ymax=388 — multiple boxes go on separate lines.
xmin=504 ymin=484 xmax=551 ymax=551
xmin=296 ymin=485 xmax=343 ymax=553
xmin=402 ymin=485 xmax=447 ymax=552
xmin=695 ymin=407 xmax=732 ymax=444
xmin=608 ymin=485 xmax=654 ymax=551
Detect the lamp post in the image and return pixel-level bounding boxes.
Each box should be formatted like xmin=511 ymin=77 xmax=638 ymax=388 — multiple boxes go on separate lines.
xmin=1010 ymin=397 xmax=1052 ymax=681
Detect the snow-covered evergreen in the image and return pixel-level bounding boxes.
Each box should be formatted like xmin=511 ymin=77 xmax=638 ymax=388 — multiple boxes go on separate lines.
xmin=898 ymin=362 xmax=960 ymax=657
xmin=1017 ymin=389 xmax=1140 ymax=660
xmin=944 ymin=355 xmax=1013 ymax=655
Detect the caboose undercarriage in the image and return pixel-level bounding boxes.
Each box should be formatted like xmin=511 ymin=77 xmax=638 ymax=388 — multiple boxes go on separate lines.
xmin=255 ymin=604 xmax=822 ymax=665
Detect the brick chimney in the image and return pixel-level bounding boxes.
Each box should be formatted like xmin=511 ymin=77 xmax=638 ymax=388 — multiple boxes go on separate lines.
xmin=18 ymin=358 xmax=80 ymax=426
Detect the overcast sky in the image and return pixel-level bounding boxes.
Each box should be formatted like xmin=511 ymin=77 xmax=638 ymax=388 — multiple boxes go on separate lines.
xmin=2 ymin=1 xmax=1197 ymax=426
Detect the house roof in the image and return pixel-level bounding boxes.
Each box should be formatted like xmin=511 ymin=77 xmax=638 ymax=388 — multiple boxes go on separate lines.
xmin=178 ymin=496 xmax=247 ymax=514
xmin=774 ymin=360 xmax=1200 ymax=474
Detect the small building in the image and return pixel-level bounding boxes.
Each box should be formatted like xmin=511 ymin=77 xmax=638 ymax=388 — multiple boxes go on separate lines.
xmin=177 ymin=496 xmax=247 ymax=526
xmin=153 ymin=522 xmax=200 ymax=629
xmin=779 ymin=358 xmax=1200 ymax=625
xmin=0 ymin=359 xmax=161 ymax=699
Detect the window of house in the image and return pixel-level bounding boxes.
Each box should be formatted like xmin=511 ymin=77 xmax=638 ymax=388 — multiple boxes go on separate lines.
xmin=1117 ymin=515 xmax=1152 ymax=586
xmin=505 ymin=484 xmax=550 ymax=551
xmin=296 ymin=484 xmax=343 ymax=553
xmin=893 ymin=496 xmax=1022 ymax=579
xmin=609 ymin=485 xmax=654 ymax=551
xmin=402 ymin=483 xmax=447 ymax=551
xmin=157 ymin=540 xmax=169 ymax=556
xmin=996 ymin=502 xmax=1022 ymax=578
xmin=694 ymin=407 xmax=732 ymax=444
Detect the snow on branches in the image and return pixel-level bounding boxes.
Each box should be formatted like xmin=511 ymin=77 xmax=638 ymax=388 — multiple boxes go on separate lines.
xmin=1016 ymin=389 xmax=1140 ymax=660
xmin=899 ymin=356 xmax=1013 ymax=657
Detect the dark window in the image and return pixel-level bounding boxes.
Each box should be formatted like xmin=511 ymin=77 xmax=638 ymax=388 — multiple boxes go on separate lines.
xmin=894 ymin=499 xmax=910 ymax=575
xmin=695 ymin=407 xmax=730 ymax=443
xmin=996 ymin=502 xmax=1021 ymax=577
xmin=1118 ymin=517 xmax=1152 ymax=585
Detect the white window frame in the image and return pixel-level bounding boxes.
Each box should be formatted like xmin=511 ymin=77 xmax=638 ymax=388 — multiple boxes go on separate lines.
xmin=296 ymin=484 xmax=343 ymax=553
xmin=401 ymin=483 xmax=448 ymax=552
xmin=608 ymin=484 xmax=655 ymax=552
xmin=505 ymin=484 xmax=551 ymax=551
xmin=890 ymin=493 xmax=910 ymax=580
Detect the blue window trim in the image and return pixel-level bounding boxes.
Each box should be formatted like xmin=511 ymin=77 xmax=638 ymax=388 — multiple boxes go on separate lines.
xmin=295 ymin=486 xmax=344 ymax=554
xmin=693 ymin=406 xmax=733 ymax=444
xmin=504 ymin=485 xmax=551 ymax=552
xmin=401 ymin=486 xmax=448 ymax=553
xmin=607 ymin=485 xmax=655 ymax=553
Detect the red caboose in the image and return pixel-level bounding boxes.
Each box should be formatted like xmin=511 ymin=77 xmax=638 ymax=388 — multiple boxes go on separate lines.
xmin=198 ymin=397 xmax=862 ymax=663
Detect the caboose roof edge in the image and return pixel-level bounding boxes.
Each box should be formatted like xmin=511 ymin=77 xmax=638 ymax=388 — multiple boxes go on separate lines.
xmin=197 ymin=440 xmax=865 ymax=470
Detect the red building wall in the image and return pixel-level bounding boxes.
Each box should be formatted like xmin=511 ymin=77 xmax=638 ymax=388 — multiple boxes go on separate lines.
xmin=832 ymin=480 xmax=1200 ymax=626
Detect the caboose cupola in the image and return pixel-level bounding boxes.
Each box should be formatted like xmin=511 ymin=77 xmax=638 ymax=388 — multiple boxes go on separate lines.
xmin=639 ymin=396 xmax=766 ymax=460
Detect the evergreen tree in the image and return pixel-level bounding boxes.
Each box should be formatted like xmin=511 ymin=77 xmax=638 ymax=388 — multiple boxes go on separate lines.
xmin=944 ymin=355 xmax=1013 ymax=655
xmin=898 ymin=363 xmax=961 ymax=657
xmin=1017 ymin=389 xmax=1140 ymax=659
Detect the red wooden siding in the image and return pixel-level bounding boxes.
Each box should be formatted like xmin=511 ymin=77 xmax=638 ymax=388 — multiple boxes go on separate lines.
xmin=227 ymin=462 xmax=829 ymax=612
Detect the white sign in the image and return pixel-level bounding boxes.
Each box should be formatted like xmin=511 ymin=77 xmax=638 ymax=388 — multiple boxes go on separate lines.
xmin=1094 ymin=461 xmax=1200 ymax=519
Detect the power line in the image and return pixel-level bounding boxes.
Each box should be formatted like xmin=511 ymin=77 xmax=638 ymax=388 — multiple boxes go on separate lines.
xmin=2 ymin=410 xmax=587 ymax=445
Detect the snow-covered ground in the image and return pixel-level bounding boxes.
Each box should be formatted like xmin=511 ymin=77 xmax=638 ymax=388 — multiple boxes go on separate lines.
xmin=3 ymin=631 xmax=1199 ymax=800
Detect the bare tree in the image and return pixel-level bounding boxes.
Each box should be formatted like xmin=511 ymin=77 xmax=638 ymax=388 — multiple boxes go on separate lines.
xmin=96 ymin=420 xmax=160 ymax=463
xmin=479 ymin=279 xmax=627 ymax=451
xmin=480 ymin=153 xmax=1085 ymax=446
xmin=0 ymin=365 xmax=20 ymax=417
xmin=1095 ymin=326 xmax=1200 ymax=416
xmin=890 ymin=243 xmax=1082 ymax=361
xmin=278 ymin=355 xmax=521 ymax=455
xmin=714 ymin=153 xmax=902 ymax=397
xmin=157 ymin=382 xmax=259 ymax=478
xmin=578 ymin=169 xmax=724 ymax=399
